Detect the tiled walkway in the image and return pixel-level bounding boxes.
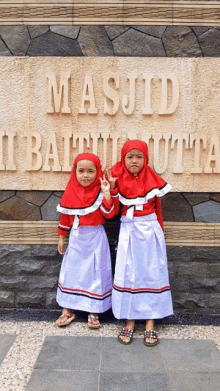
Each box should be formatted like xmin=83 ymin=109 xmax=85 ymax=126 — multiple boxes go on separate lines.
xmin=25 ymin=336 xmax=220 ymax=391
xmin=0 ymin=317 xmax=220 ymax=391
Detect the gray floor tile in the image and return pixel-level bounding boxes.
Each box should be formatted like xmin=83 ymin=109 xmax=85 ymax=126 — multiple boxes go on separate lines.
xmin=168 ymin=372 xmax=220 ymax=391
xmin=0 ymin=334 xmax=17 ymax=365
xmin=34 ymin=336 xmax=101 ymax=370
xmin=160 ymin=339 xmax=220 ymax=373
xmin=26 ymin=369 xmax=99 ymax=391
xmin=28 ymin=336 xmax=220 ymax=391
xmin=100 ymin=372 xmax=170 ymax=391
xmin=101 ymin=337 xmax=165 ymax=372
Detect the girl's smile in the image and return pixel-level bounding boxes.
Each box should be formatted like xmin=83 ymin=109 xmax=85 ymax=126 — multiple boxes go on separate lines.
xmin=124 ymin=148 xmax=144 ymax=175
xmin=76 ymin=160 xmax=97 ymax=187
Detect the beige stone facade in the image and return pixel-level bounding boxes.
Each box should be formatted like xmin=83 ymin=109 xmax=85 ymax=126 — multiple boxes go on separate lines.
xmin=1 ymin=57 xmax=220 ymax=191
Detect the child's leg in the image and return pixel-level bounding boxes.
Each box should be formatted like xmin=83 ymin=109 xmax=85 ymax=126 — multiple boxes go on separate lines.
xmin=118 ymin=320 xmax=135 ymax=344
xmin=144 ymin=319 xmax=158 ymax=346
xmin=55 ymin=308 xmax=75 ymax=327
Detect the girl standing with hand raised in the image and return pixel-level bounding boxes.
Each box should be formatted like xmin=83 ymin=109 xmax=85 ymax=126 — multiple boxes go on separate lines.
xmin=109 ymin=140 xmax=173 ymax=346
xmin=55 ymin=153 xmax=115 ymax=329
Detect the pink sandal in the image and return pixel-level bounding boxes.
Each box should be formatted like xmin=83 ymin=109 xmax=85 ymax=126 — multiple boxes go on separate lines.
xmin=55 ymin=312 xmax=75 ymax=327
xmin=88 ymin=314 xmax=100 ymax=329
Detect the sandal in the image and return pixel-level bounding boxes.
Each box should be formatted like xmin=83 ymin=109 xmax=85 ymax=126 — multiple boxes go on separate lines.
xmin=143 ymin=330 xmax=159 ymax=347
xmin=55 ymin=312 xmax=75 ymax=327
xmin=118 ymin=327 xmax=134 ymax=345
xmin=88 ymin=314 xmax=100 ymax=329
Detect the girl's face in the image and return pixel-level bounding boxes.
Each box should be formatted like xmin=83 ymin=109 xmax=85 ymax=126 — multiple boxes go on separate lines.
xmin=124 ymin=149 xmax=144 ymax=175
xmin=76 ymin=160 xmax=97 ymax=187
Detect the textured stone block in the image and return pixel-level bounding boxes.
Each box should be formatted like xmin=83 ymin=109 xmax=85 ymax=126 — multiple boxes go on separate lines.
xmin=0 ymin=191 xmax=15 ymax=203
xmin=191 ymin=246 xmax=220 ymax=262
xmin=167 ymin=246 xmax=191 ymax=262
xmin=15 ymin=259 xmax=46 ymax=274
xmin=50 ymin=26 xmax=80 ymax=40
xmin=27 ymin=31 xmax=83 ymax=56
xmin=0 ymin=197 xmax=41 ymax=220
xmin=0 ymin=38 xmax=11 ymax=56
xmin=53 ymin=192 xmax=63 ymax=198
xmin=78 ymin=26 xmax=114 ymax=56
xmin=46 ymin=292 xmax=57 ymax=308
xmin=0 ymin=244 xmax=32 ymax=259
xmin=41 ymin=261 xmax=61 ymax=276
xmin=170 ymin=278 xmax=190 ymax=292
xmin=198 ymin=28 xmax=220 ymax=57
xmin=162 ymin=26 xmax=202 ymax=57
xmin=189 ymin=278 xmax=220 ymax=293
xmin=31 ymin=245 xmax=57 ymax=257
xmin=183 ymin=193 xmax=210 ymax=206
xmin=105 ymin=26 xmax=129 ymax=40
xmin=0 ymin=26 xmax=30 ymax=56
xmin=0 ymin=259 xmax=16 ymax=276
xmin=192 ymin=27 xmax=209 ymax=36
xmin=162 ymin=194 xmax=193 ymax=222
xmin=133 ymin=26 xmax=166 ymax=38
xmin=177 ymin=263 xmax=207 ymax=279
xmin=0 ymin=276 xmax=28 ymax=289
xmin=28 ymin=26 xmax=49 ymax=39
xmin=208 ymin=294 xmax=220 ymax=309
xmin=210 ymin=193 xmax=220 ymax=203
xmin=207 ymin=264 xmax=220 ymax=278
xmin=28 ymin=276 xmax=57 ymax=290
xmin=15 ymin=292 xmax=46 ymax=307
xmin=17 ymin=191 xmax=52 ymax=206
xmin=113 ymin=29 xmax=166 ymax=56
xmin=0 ymin=290 xmax=14 ymax=307
xmin=41 ymin=195 xmax=61 ymax=221
xmin=193 ymin=200 xmax=220 ymax=222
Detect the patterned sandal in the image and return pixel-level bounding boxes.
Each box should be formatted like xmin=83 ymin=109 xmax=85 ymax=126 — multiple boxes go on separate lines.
xmin=118 ymin=327 xmax=134 ymax=345
xmin=143 ymin=330 xmax=159 ymax=347
xmin=55 ymin=312 xmax=75 ymax=327
xmin=88 ymin=314 xmax=100 ymax=329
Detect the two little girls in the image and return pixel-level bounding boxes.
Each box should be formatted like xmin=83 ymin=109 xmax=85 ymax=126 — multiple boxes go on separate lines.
xmin=56 ymin=141 xmax=173 ymax=345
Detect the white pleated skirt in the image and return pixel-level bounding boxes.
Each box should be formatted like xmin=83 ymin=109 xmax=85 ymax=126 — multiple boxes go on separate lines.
xmin=57 ymin=225 xmax=112 ymax=313
xmin=112 ymin=213 xmax=173 ymax=320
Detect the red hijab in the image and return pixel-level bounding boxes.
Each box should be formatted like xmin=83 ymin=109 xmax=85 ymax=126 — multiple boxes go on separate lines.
xmin=59 ymin=153 xmax=103 ymax=211
xmin=111 ymin=140 xmax=168 ymax=200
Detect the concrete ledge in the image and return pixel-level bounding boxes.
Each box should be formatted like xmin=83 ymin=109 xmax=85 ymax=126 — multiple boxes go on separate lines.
xmin=0 ymin=1 xmax=220 ymax=26
xmin=1 ymin=221 xmax=220 ymax=246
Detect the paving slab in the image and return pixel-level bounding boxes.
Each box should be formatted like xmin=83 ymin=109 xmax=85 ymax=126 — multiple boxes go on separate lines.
xmin=0 ymin=334 xmax=17 ymax=365
xmin=27 ymin=336 xmax=220 ymax=391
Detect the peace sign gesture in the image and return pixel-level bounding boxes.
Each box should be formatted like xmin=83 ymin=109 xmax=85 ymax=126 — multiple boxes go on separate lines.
xmin=100 ymin=175 xmax=110 ymax=193
xmin=106 ymin=169 xmax=118 ymax=190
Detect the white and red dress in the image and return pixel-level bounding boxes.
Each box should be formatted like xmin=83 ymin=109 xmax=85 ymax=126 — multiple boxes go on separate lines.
xmin=111 ymin=140 xmax=173 ymax=320
xmin=56 ymin=153 xmax=115 ymax=314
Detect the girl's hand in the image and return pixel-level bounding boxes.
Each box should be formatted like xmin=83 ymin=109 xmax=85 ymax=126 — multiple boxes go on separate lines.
xmin=107 ymin=170 xmax=117 ymax=190
xmin=100 ymin=176 xmax=111 ymax=202
xmin=100 ymin=175 xmax=110 ymax=193
xmin=58 ymin=235 xmax=65 ymax=255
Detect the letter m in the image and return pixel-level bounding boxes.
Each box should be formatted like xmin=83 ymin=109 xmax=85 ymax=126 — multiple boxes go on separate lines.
xmin=46 ymin=72 xmax=71 ymax=113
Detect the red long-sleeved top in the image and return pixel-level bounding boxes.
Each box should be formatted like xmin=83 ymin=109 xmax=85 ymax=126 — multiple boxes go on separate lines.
xmin=110 ymin=188 xmax=164 ymax=231
xmin=57 ymin=195 xmax=116 ymax=237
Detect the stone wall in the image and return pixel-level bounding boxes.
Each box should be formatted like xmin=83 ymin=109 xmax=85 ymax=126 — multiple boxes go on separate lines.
xmin=2 ymin=190 xmax=220 ymax=224
xmin=0 ymin=243 xmax=219 ymax=314
xmin=0 ymin=26 xmax=220 ymax=57
xmin=0 ymin=24 xmax=220 ymax=314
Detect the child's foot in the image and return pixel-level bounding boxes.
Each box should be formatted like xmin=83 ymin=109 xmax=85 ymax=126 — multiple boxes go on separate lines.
xmin=144 ymin=319 xmax=158 ymax=346
xmin=88 ymin=314 xmax=100 ymax=329
xmin=55 ymin=309 xmax=75 ymax=327
xmin=118 ymin=320 xmax=135 ymax=344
